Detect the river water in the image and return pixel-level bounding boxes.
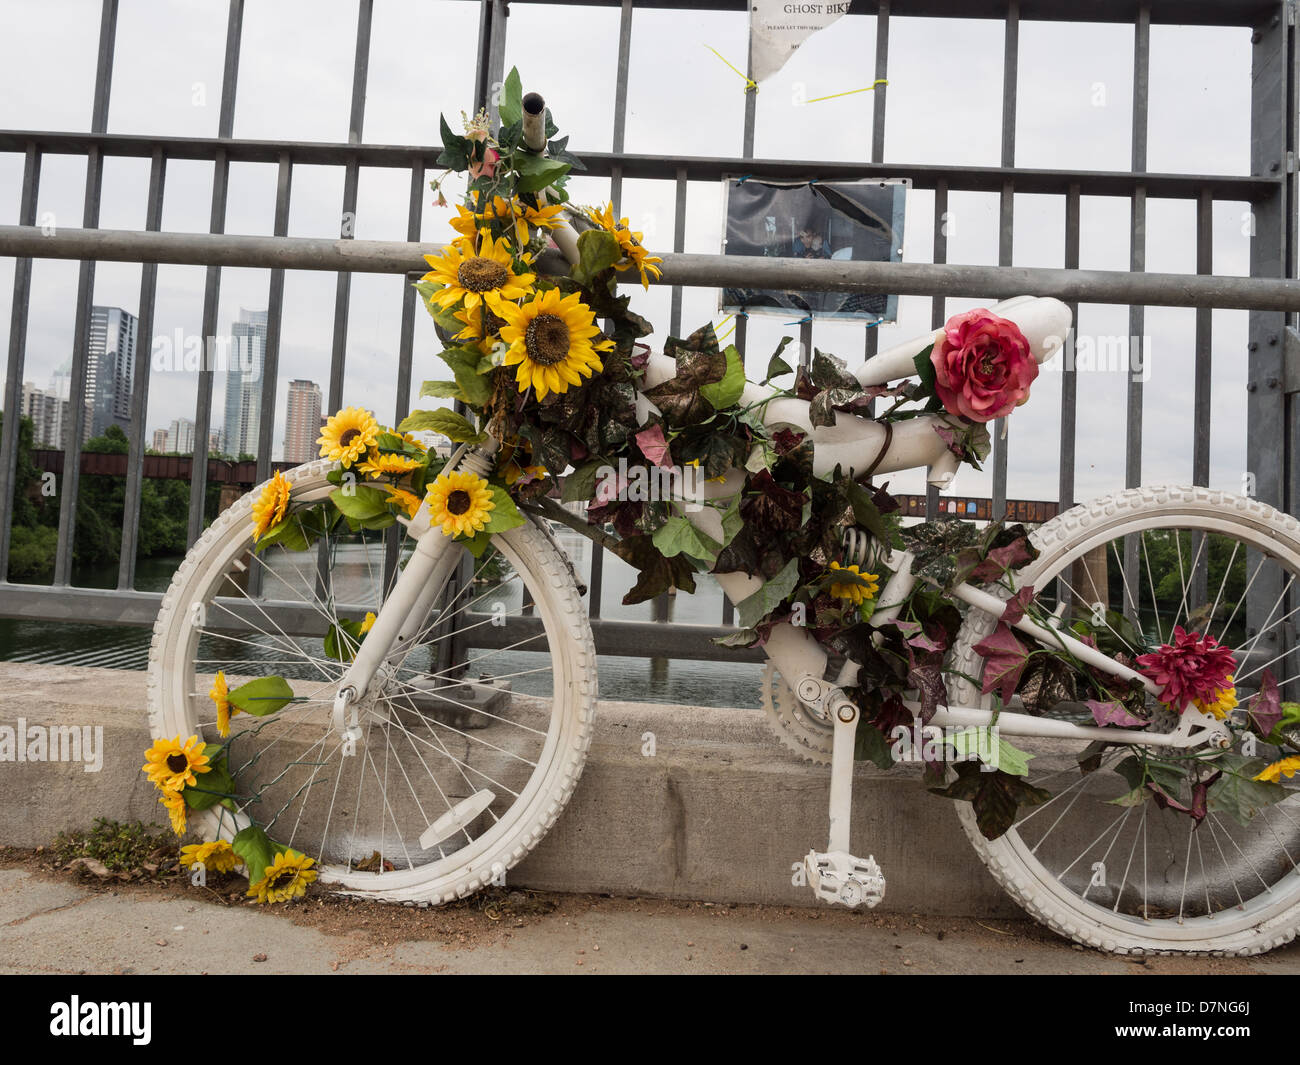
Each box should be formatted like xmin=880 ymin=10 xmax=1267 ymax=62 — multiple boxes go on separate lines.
xmin=0 ymin=526 xmax=763 ymax=710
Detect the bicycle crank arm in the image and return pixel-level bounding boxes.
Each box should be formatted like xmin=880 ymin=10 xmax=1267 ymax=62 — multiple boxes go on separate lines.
xmin=793 ymin=675 xmax=887 ymax=909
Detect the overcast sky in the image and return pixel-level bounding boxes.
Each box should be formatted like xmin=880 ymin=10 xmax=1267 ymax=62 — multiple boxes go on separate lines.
xmin=0 ymin=0 xmax=1260 ymax=512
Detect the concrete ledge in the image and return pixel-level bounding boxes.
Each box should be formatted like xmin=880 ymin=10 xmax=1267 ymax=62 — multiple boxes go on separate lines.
xmin=0 ymin=661 xmax=1017 ymax=917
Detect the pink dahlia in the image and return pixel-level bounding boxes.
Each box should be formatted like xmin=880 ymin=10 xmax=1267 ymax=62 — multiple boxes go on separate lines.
xmin=1135 ymin=626 xmax=1237 ymax=713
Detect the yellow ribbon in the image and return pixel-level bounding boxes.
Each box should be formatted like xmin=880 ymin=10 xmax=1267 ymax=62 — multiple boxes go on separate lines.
xmin=704 ymin=45 xmax=758 ymax=93
xmin=805 ymin=79 xmax=888 ymax=104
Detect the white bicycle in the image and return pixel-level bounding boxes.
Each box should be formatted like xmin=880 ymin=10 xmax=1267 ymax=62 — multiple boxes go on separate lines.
xmin=149 ymin=140 xmax=1300 ymax=959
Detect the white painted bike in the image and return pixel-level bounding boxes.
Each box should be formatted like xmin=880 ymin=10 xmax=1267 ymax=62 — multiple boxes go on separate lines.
xmin=150 ymin=243 xmax=1300 ymax=957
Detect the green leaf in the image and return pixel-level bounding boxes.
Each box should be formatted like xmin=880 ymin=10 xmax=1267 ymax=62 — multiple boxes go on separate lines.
xmin=483 ymin=483 xmax=526 ymax=536
xmin=854 ymin=719 xmax=895 ymax=769
xmin=1207 ymin=759 xmax=1289 ymax=827
xmin=437 ymin=345 xmax=495 ymax=407
xmin=420 ymin=380 xmax=463 ymax=399
xmin=232 ymin=824 xmax=276 ymax=888
xmin=763 ymin=337 xmax=796 ymax=383
xmin=182 ymin=755 xmax=235 ymax=811
xmin=398 ymin=408 xmax=484 ymax=443
xmin=515 ymin=152 xmax=571 ymax=195
xmin=253 ymin=514 xmax=310 ymax=554
xmin=717 ymin=494 xmax=744 ymax=550
xmin=912 ymin=341 xmax=937 ymax=399
xmin=499 ymin=68 xmax=524 ymax=125
xmin=700 ymin=344 xmax=746 ymax=410
xmin=329 ymin=484 xmax=390 ymax=522
xmin=562 ymin=459 xmax=607 ymax=504
xmin=571 ymin=229 xmax=622 ymax=287
xmin=324 ymin=617 xmax=369 ymax=663
xmin=652 ymin=516 xmax=721 ymax=563
xmin=436 ymin=113 xmax=470 ymax=171
xmin=227 ymin=675 xmax=296 ymax=717
xmin=735 ymin=556 xmax=801 ymax=629
xmin=712 ymin=627 xmax=759 ymax=648
xmin=845 ymin=479 xmax=891 ymax=544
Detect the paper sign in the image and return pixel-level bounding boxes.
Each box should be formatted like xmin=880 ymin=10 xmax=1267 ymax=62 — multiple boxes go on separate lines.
xmin=750 ymin=0 xmax=851 ymax=84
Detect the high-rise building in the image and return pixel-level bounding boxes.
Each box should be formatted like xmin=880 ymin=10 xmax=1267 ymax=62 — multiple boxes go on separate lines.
xmin=87 ymin=306 xmax=137 ymax=438
xmin=283 ymin=379 xmax=322 ymax=465
xmin=21 ymin=381 xmax=90 ymax=449
xmin=222 ymin=308 xmax=267 ymax=459
xmin=209 ymin=429 xmax=221 ymax=454
xmin=151 ymin=428 xmax=169 ymax=452
xmin=168 ymin=417 xmax=196 ymax=455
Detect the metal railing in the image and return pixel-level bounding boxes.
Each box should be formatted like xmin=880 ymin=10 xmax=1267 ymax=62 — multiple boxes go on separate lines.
xmin=0 ymin=0 xmax=1297 ymax=668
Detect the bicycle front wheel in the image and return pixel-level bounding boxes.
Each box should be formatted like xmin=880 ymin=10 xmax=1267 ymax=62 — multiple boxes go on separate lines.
xmin=949 ymin=486 xmax=1300 ymax=955
xmin=148 ymin=459 xmax=597 ymax=904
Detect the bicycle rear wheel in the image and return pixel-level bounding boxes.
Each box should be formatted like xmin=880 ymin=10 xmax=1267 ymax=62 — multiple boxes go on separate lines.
xmin=148 ymin=459 xmax=597 ymax=904
xmin=949 ymin=486 xmax=1300 ymax=955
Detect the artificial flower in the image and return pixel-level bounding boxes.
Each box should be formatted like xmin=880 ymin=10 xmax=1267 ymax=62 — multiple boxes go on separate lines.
xmin=250 ymin=470 xmax=292 ymax=542
xmin=828 ymin=562 xmax=880 ymax=605
xmin=496 ymin=288 xmax=613 ymax=400
xmin=158 ymin=787 xmax=187 ymax=836
xmin=1193 ymin=678 xmax=1238 ymax=721
xmin=210 ymin=670 xmax=238 ymax=738
xmin=587 ymin=202 xmax=662 ymax=288
xmin=427 ymin=470 xmax=495 ymax=538
xmin=359 ymin=611 xmax=377 ymax=635
xmin=1254 ymin=755 xmax=1300 ymax=783
xmin=383 ymin=486 xmax=423 ymax=518
xmin=420 ymin=230 xmax=535 ymax=314
xmin=247 ymin=850 xmax=318 ymax=904
xmin=357 ymin=451 xmax=422 ymax=479
xmin=930 ymin=309 xmax=1038 ymax=423
xmin=142 ymin=735 xmax=211 ymax=791
xmin=1136 ymin=626 xmax=1237 ymax=714
xmin=317 ymin=407 xmax=380 ymax=468
xmin=179 ymin=839 xmax=241 ymax=874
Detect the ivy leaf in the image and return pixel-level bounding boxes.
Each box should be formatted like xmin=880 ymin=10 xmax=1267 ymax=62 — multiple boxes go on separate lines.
xmin=227 ymin=675 xmax=296 ymax=717
xmin=436 ymin=113 xmax=470 ymax=171
xmin=420 ymin=380 xmax=462 ymax=399
xmin=911 ymin=342 xmax=938 ymax=403
xmin=972 ymin=622 xmax=1031 ymax=704
xmin=809 ymin=349 xmax=860 ymax=390
xmin=652 ymin=515 xmax=721 ymax=563
xmin=930 ymin=761 xmax=1052 ymax=840
xmin=398 ymin=408 xmax=484 ymax=443
xmin=561 ymin=458 xmax=607 ymax=504
xmin=634 ymin=423 xmax=673 ymax=467
xmin=998 ymin=585 xmax=1035 ymax=627
xmin=253 ymin=514 xmax=311 ymax=554
xmin=329 ymin=484 xmax=390 ymax=522
xmin=613 ymin=534 xmax=697 ymax=604
xmin=515 ymin=152 xmax=571 ymax=194
xmin=763 ymin=336 xmax=796 ymax=383
xmin=436 ymin=345 xmax=494 ymax=407
xmin=1087 ymin=699 xmax=1147 ymax=728
xmin=735 ymin=556 xmax=801 ymax=629
xmin=1206 ymin=758 xmax=1289 ymax=827
xmin=1248 ymin=669 xmax=1283 ymax=739
xmin=643 ymin=342 xmax=728 ymax=427
xmin=498 ymin=67 xmax=524 ymax=126
xmin=699 ymin=344 xmax=746 ymax=411
xmin=232 ymin=824 xmax=277 ymax=888
xmin=854 ymin=720 xmax=896 ymax=770
xmin=181 ymin=753 xmax=235 ymax=811
xmin=571 ymin=229 xmax=623 ymax=287
xmin=845 ymin=479 xmax=891 ymax=544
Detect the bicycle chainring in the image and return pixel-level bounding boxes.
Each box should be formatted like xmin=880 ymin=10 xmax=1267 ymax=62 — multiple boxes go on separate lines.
xmin=761 ymin=663 xmax=835 ymax=765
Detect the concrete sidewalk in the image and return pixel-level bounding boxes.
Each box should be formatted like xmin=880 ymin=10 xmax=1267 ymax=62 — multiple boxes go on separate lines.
xmin=5 ymin=865 xmax=1299 ymax=975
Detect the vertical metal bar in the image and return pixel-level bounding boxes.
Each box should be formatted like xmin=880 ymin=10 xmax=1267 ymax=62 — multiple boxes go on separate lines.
xmin=864 ymin=0 xmax=890 ymax=367
xmin=990 ymin=0 xmax=1018 ymax=523
xmin=742 ymin=11 xmax=757 ymax=159
xmin=926 ymin=178 xmax=948 ymax=521
xmin=668 ymin=167 xmax=687 ymax=336
xmin=475 ymin=0 xmax=508 ymax=120
xmin=383 ymin=157 xmax=425 ymax=593
xmin=1058 ymin=182 xmax=1081 ymax=514
xmin=186 ymin=0 xmax=243 ymax=547
xmin=799 ymin=318 xmax=813 ymax=369
xmin=53 ymin=0 xmax=118 ymax=585
xmin=609 ymin=0 xmax=634 ymax=214
xmin=1193 ymin=189 xmax=1213 ymax=488
xmin=1122 ymin=2 xmax=1150 ymax=619
xmin=0 ymin=145 xmax=41 ymax=584
xmin=116 ymin=149 xmax=166 ymax=590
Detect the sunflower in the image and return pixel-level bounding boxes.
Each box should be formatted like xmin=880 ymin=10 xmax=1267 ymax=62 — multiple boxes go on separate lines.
xmin=420 ymin=230 xmax=535 ymax=314
xmin=357 ymin=451 xmax=422 ymax=479
xmin=318 ymin=407 xmax=380 ymax=468
xmin=448 ymin=203 xmax=482 ymax=241
xmin=180 ymin=839 xmax=241 ymax=874
xmin=451 ymin=303 xmax=509 ymax=355
xmin=587 ymin=202 xmax=663 ymax=289
xmin=1193 ymin=678 xmax=1238 ymax=721
xmin=1254 ymin=755 xmax=1300 ymax=783
xmin=247 ymin=849 xmax=318 ymax=904
xmin=158 ymin=787 xmax=187 ymax=836
xmin=359 ymin=611 xmax=377 ymax=635
xmin=383 ymin=486 xmax=423 ymax=518
xmin=427 ymin=470 xmax=495 ymax=538
xmin=496 ymin=288 xmax=613 ymax=400
xmin=512 ymin=200 xmax=567 ymax=247
xmin=250 ymin=471 xmax=292 ymax=542
xmin=828 ymin=562 xmax=880 ymax=606
xmin=210 ymin=670 xmax=239 ymax=738
xmin=142 ymin=735 xmax=211 ymax=791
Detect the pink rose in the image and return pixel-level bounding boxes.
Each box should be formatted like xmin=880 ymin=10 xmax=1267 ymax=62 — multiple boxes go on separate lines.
xmin=930 ymin=309 xmax=1037 ymax=422
xmin=467 ymin=129 xmax=499 ymax=180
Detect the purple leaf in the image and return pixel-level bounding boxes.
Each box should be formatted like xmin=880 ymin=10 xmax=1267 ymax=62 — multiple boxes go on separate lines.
xmin=634 ymin=424 xmax=673 ymax=468
xmin=1248 ymin=669 xmax=1283 ymax=738
xmin=1147 ymin=781 xmax=1190 ymax=815
xmin=1000 ymin=585 xmax=1035 ymax=627
xmin=1087 ymin=699 xmax=1147 ymax=729
xmin=973 ymin=622 xmax=1031 ymax=704
xmin=1189 ymin=771 xmax=1220 ymax=824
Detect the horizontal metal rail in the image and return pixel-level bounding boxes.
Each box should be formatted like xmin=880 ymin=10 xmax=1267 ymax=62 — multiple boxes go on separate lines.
xmin=0 ymin=130 xmax=1279 ymax=202
xmin=3 ymin=224 xmax=1300 ymax=312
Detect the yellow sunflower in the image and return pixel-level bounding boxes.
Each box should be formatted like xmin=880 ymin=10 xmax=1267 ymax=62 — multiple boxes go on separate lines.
xmin=496 ymin=288 xmax=613 ymax=400
xmin=180 ymin=839 xmax=241 ymax=874
xmin=451 ymin=303 xmax=508 ymax=355
xmin=427 ymin=470 xmax=495 ymax=538
xmin=512 ymin=200 xmax=567 ymax=247
xmin=1193 ymin=678 xmax=1238 ymax=721
xmin=1254 ymin=755 xmax=1300 ymax=783
xmin=357 ymin=451 xmax=422 ymax=479
xmin=250 ymin=470 xmax=292 ymax=542
xmin=318 ymin=407 xmax=380 ymax=468
xmin=828 ymin=562 xmax=880 ymax=606
xmin=359 ymin=611 xmax=377 ymax=635
xmin=158 ymin=787 xmax=187 ymax=836
xmin=247 ymin=849 xmax=318 ymax=904
xmin=420 ymin=230 xmax=535 ymax=314
xmin=383 ymin=486 xmax=423 ymax=518
xmin=210 ymin=670 xmax=238 ymax=738
xmin=448 ymin=203 xmax=481 ymax=241
xmin=587 ymin=202 xmax=663 ymax=288
xmin=142 ymin=735 xmax=211 ymax=791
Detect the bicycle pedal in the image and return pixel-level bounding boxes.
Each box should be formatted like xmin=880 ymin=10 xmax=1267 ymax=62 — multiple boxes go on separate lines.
xmin=804 ymin=849 xmax=886 ymax=909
